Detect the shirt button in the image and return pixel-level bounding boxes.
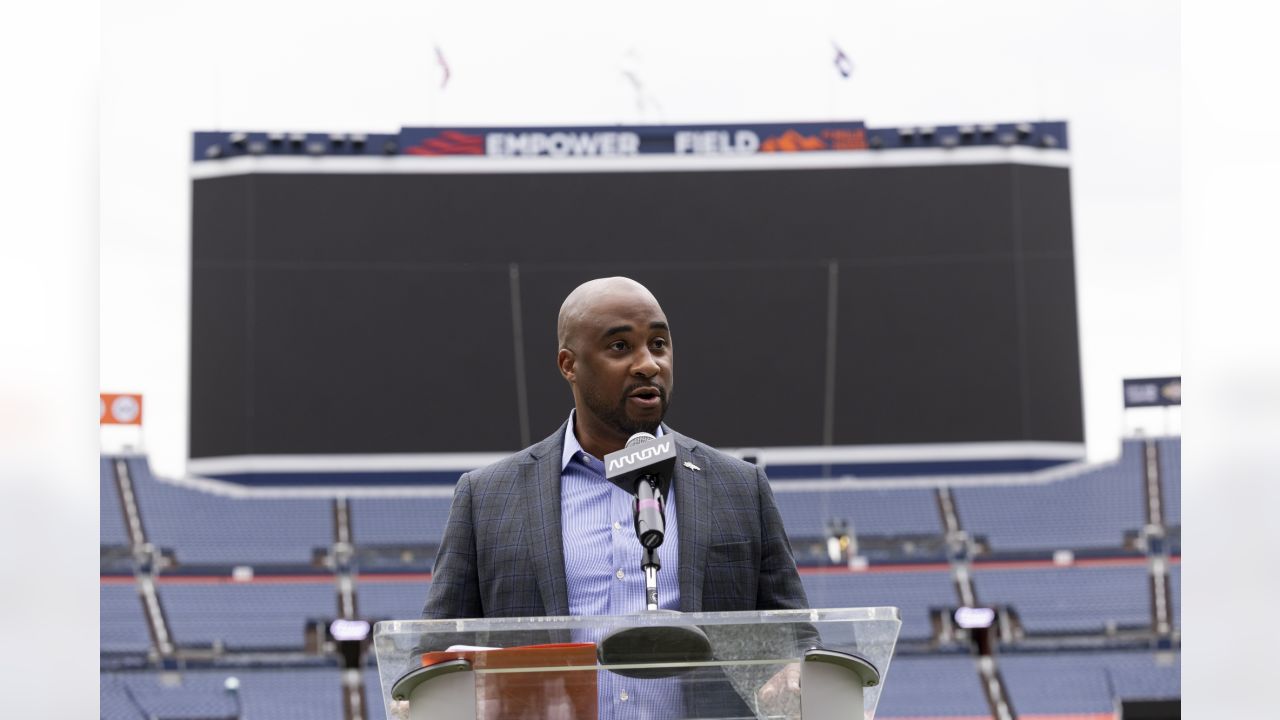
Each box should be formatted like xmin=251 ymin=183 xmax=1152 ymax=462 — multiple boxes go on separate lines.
xmin=615 ymin=569 xmax=625 ymax=580
xmin=619 ymin=691 xmax=629 ymax=701
xmin=613 ymin=521 xmax=622 ymax=531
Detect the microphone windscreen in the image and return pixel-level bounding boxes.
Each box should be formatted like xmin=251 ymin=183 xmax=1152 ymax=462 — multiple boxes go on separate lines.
xmin=626 ymin=432 xmax=656 ymax=448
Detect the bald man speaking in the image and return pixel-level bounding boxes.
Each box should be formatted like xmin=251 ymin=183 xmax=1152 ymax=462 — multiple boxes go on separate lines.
xmin=422 ymin=277 xmax=809 ymax=715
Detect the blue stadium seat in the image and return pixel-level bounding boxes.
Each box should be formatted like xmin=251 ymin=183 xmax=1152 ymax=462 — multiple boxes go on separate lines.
xmin=801 ymin=569 xmax=953 ymax=641
xmin=100 ymin=582 xmax=151 ymax=654
xmin=160 ymin=581 xmax=337 ymax=651
xmin=1093 ymin=649 xmax=1181 ymax=700
xmin=101 ymin=457 xmax=130 ymax=547
xmin=357 ymin=576 xmax=432 ymax=621
xmin=127 ymin=457 xmax=333 ymax=566
xmin=998 ymin=650 xmax=1179 ymax=714
xmin=973 ymin=564 xmax=1151 ymax=634
xmin=350 ymin=496 xmax=455 ymax=547
xmin=1159 ymin=437 xmax=1181 ymax=527
xmin=953 ymin=440 xmax=1146 ymax=551
xmin=773 ymin=486 xmax=943 ymax=540
xmin=874 ymin=654 xmax=989 ymax=717
xmin=999 ymin=652 xmax=1115 ymax=714
xmin=101 ymin=668 xmax=343 ymax=720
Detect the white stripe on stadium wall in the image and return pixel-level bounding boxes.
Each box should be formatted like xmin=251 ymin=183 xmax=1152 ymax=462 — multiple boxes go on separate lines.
xmin=187 ymin=440 xmax=1082 ymax=475
xmin=190 ymin=146 xmax=1070 ymax=179
xmin=181 ymin=440 xmax=1086 ymax=497
xmin=177 ymin=455 xmax=1102 ymax=498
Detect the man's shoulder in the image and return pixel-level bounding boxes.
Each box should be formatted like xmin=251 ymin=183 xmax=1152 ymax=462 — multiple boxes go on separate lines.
xmin=671 ymin=430 xmax=761 ymax=478
xmin=462 ymin=425 xmax=563 ymax=485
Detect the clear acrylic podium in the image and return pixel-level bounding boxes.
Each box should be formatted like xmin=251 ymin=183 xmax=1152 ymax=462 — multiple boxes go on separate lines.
xmin=374 ymin=607 xmax=900 ymax=720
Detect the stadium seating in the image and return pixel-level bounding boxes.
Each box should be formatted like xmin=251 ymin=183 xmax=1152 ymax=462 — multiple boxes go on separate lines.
xmin=801 ymin=569 xmax=954 ymax=641
xmin=998 ymin=652 xmax=1116 ymax=714
xmin=159 ymin=581 xmax=337 ymax=651
xmin=101 ymin=668 xmax=343 ymax=720
xmin=126 ymin=457 xmax=333 ymax=566
xmin=972 ymin=564 xmax=1151 ymax=634
xmin=952 ymin=440 xmax=1146 ymax=552
xmin=1092 ymin=649 xmax=1181 ymax=700
xmin=355 ymin=576 xmax=432 ymax=620
xmin=1159 ymin=437 xmax=1181 ymax=527
xmin=998 ymin=650 xmax=1179 ymax=714
xmin=873 ymin=653 xmax=991 ymax=717
xmin=100 ymin=582 xmax=152 ymax=654
xmin=349 ymin=496 xmax=454 ymax=548
xmin=100 ymin=457 xmax=130 ymax=548
xmin=99 ymin=433 xmax=1181 ymax=718
xmin=773 ymin=486 xmax=943 ymax=540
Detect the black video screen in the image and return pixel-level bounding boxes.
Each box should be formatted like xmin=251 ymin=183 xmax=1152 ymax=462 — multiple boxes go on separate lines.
xmin=190 ymin=163 xmax=1081 ymax=457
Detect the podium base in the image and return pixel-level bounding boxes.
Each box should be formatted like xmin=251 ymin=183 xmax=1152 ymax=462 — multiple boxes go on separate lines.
xmin=598 ymin=612 xmax=713 ymax=679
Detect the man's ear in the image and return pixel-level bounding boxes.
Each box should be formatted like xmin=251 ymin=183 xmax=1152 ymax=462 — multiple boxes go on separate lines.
xmin=557 ymin=348 xmax=575 ymax=381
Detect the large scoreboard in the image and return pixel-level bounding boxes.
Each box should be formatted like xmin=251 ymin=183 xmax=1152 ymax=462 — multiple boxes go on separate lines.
xmin=189 ymin=121 xmax=1081 ymax=464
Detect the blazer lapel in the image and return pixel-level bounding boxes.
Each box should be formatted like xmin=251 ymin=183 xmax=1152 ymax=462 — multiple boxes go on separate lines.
xmin=521 ymin=426 xmax=571 ymax=616
xmin=672 ymin=430 xmax=710 ymax=613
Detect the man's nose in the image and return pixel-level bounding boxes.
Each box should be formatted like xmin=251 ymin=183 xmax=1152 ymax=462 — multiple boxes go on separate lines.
xmin=632 ymin=348 xmax=660 ymax=377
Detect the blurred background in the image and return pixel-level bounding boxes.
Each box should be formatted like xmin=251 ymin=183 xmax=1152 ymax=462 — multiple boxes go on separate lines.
xmin=102 ymin=0 xmax=1180 ymax=477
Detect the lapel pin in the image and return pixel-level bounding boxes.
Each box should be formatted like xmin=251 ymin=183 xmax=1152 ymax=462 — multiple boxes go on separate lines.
xmin=683 ymin=461 xmax=701 ymax=472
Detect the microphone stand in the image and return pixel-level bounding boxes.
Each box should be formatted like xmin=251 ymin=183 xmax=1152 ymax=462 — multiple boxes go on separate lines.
xmin=598 ymin=476 xmax=712 ymax=679
xmin=642 ymin=547 xmax=659 ymax=611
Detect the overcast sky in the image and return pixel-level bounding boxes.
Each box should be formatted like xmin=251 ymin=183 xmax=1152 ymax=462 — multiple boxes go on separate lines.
xmin=101 ymin=0 xmax=1180 ymax=475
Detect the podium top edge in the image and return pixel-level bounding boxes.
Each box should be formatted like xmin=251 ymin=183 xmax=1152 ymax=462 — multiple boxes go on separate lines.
xmin=375 ymin=607 xmax=901 ymax=635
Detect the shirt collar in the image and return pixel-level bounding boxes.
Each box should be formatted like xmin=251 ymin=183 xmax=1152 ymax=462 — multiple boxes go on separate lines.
xmin=561 ymin=409 xmax=664 ymax=471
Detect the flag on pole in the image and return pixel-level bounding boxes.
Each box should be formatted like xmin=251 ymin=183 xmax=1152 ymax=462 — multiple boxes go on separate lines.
xmin=833 ymin=41 xmax=853 ymax=79
xmin=435 ymin=44 xmax=451 ymax=89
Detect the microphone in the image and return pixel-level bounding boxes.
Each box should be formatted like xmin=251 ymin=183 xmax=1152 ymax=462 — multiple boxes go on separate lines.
xmin=603 ymin=432 xmax=677 ymax=549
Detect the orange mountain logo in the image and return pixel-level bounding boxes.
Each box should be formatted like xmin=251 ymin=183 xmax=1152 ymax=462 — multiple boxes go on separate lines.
xmin=760 ymin=130 xmax=827 ymax=152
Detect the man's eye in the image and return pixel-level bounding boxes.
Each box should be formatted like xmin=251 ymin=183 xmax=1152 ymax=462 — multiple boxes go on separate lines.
xmin=651 ymin=338 xmax=669 ymax=349
xmin=609 ymin=341 xmax=628 ymax=351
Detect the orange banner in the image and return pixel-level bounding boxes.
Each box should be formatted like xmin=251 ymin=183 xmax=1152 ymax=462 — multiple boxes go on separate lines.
xmin=100 ymin=393 xmax=143 ymax=425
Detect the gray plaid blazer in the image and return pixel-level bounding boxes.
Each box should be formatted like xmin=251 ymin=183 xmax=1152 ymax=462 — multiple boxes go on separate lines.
xmin=422 ymin=421 xmax=809 ymax=619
